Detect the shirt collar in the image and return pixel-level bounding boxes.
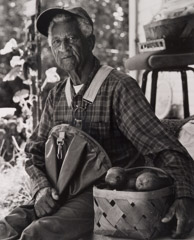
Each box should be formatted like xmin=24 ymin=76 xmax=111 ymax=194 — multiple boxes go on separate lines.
xmin=65 ymin=57 xmax=101 ymax=107
xmin=77 ymin=57 xmax=101 ymax=96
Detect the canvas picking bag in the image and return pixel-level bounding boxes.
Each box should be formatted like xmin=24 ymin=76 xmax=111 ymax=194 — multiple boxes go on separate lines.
xmin=45 ymin=124 xmax=112 ymax=196
xmin=44 ymin=65 xmax=113 ymax=196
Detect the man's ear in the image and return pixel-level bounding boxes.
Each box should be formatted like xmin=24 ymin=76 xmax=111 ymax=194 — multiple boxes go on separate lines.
xmin=88 ymin=34 xmax=96 ymax=51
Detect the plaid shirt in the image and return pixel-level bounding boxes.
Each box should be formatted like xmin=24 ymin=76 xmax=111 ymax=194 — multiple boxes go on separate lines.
xmin=25 ymin=57 xmax=194 ymax=199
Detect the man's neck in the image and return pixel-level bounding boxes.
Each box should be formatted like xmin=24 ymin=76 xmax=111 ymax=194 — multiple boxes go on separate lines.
xmin=68 ymin=54 xmax=95 ymax=86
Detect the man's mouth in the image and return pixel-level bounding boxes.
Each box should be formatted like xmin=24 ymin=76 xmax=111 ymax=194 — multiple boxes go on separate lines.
xmin=62 ymin=56 xmax=72 ymax=59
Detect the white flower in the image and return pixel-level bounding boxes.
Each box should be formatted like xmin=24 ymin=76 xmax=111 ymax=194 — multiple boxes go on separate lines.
xmin=10 ymin=56 xmax=25 ymax=68
xmin=41 ymin=67 xmax=60 ymax=91
xmin=0 ymin=38 xmax=18 ymax=55
xmin=45 ymin=67 xmax=60 ymax=83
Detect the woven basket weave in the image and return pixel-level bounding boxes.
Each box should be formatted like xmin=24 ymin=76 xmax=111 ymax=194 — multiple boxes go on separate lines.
xmin=93 ymin=167 xmax=174 ymax=240
xmin=144 ymin=14 xmax=194 ymax=41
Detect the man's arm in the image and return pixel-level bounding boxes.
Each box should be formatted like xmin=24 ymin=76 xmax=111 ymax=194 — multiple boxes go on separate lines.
xmin=113 ymin=76 xmax=194 ymax=198
xmin=112 ymin=75 xmax=194 ymax=238
xmin=24 ymin=92 xmax=54 ymax=197
xmin=24 ymin=89 xmax=60 ymax=217
xmin=155 ymin=150 xmax=194 ymax=199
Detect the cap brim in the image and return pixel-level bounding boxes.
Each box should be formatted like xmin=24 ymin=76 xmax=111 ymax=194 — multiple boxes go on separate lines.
xmin=36 ymin=8 xmax=80 ymax=37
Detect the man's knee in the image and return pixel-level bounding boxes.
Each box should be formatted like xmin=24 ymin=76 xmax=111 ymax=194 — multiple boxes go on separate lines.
xmin=20 ymin=215 xmax=93 ymax=240
xmin=19 ymin=219 xmax=45 ymax=240
xmin=20 ymin=217 xmax=65 ymax=239
xmin=0 ymin=203 xmax=35 ymax=240
xmin=0 ymin=220 xmax=19 ymax=240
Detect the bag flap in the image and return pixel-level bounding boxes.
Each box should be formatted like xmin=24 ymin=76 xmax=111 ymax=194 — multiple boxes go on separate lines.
xmin=45 ymin=124 xmax=112 ymax=196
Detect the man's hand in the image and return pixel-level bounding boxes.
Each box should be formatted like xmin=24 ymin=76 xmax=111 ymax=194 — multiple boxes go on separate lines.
xmin=34 ymin=187 xmax=59 ymax=218
xmin=162 ymin=198 xmax=194 ymax=238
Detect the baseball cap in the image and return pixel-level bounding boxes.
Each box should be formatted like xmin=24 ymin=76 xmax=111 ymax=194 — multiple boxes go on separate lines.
xmin=36 ymin=6 xmax=93 ymax=37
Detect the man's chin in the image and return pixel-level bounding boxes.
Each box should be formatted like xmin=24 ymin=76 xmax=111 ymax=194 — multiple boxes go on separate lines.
xmin=59 ymin=62 xmax=77 ymax=72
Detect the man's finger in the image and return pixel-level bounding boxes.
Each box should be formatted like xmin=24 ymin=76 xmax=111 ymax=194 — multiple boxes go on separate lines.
xmin=42 ymin=200 xmax=53 ymax=214
xmin=35 ymin=206 xmax=45 ymax=218
xmin=161 ymin=206 xmax=175 ymax=223
xmin=51 ymin=188 xmax=59 ymax=200
xmin=35 ymin=200 xmax=53 ymax=218
xmin=172 ymin=218 xmax=186 ymax=239
xmin=35 ymin=208 xmax=40 ymax=218
xmin=172 ymin=220 xmax=194 ymax=239
xmin=46 ymin=196 xmax=56 ymax=208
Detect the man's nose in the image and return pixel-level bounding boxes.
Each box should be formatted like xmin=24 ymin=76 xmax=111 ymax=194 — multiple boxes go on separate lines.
xmin=59 ymin=40 xmax=70 ymax=52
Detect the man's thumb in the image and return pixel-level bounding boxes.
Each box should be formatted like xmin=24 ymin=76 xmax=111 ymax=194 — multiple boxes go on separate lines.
xmin=161 ymin=208 xmax=174 ymax=223
xmin=51 ymin=188 xmax=59 ymax=200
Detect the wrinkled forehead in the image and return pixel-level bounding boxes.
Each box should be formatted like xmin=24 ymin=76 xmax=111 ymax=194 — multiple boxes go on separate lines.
xmin=49 ymin=13 xmax=85 ymax=36
xmin=49 ymin=13 xmax=76 ymax=29
xmin=51 ymin=19 xmax=81 ymax=37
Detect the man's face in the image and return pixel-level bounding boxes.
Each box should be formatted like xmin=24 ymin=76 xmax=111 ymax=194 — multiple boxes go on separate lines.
xmin=50 ymin=19 xmax=91 ymax=72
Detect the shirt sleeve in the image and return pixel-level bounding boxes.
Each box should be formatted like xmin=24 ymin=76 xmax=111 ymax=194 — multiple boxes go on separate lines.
xmin=113 ymin=76 xmax=194 ymax=199
xmin=25 ymin=91 xmax=54 ymax=197
xmin=156 ymin=150 xmax=194 ymax=198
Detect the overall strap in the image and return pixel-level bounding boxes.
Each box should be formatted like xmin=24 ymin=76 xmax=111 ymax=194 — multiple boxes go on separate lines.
xmin=83 ymin=65 xmax=113 ymax=104
xmin=64 ymin=65 xmax=113 ymax=128
xmin=65 ymin=77 xmax=72 ymax=107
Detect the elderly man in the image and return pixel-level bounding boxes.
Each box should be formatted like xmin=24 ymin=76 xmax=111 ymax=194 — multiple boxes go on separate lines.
xmin=1 ymin=6 xmax=194 ymax=240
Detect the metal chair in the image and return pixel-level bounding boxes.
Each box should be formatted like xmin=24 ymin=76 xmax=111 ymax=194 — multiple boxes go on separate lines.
xmin=125 ymin=51 xmax=194 ymax=118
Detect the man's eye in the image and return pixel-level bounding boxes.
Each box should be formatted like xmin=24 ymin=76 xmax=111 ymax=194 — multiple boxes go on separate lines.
xmin=68 ymin=36 xmax=78 ymax=43
xmin=52 ymin=39 xmax=61 ymax=47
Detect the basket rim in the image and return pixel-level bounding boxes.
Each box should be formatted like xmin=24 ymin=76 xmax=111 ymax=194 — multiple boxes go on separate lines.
xmin=93 ymin=185 xmax=174 ymax=200
xmin=144 ymin=14 xmax=194 ymax=28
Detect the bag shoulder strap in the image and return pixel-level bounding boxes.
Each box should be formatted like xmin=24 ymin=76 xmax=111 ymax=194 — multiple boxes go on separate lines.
xmin=83 ymin=65 xmax=113 ymax=103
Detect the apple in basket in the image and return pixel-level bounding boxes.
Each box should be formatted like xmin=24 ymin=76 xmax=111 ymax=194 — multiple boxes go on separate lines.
xmin=105 ymin=167 xmax=171 ymax=191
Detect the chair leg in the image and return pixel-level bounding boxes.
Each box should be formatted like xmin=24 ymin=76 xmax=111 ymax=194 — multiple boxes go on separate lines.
xmin=181 ymin=70 xmax=190 ymax=118
xmin=150 ymin=70 xmax=158 ymax=112
xmin=141 ymin=70 xmax=150 ymax=94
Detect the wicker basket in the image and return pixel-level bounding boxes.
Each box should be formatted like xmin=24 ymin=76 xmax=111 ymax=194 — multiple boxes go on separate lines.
xmin=144 ymin=14 xmax=194 ymax=41
xmin=93 ymin=167 xmax=174 ymax=240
